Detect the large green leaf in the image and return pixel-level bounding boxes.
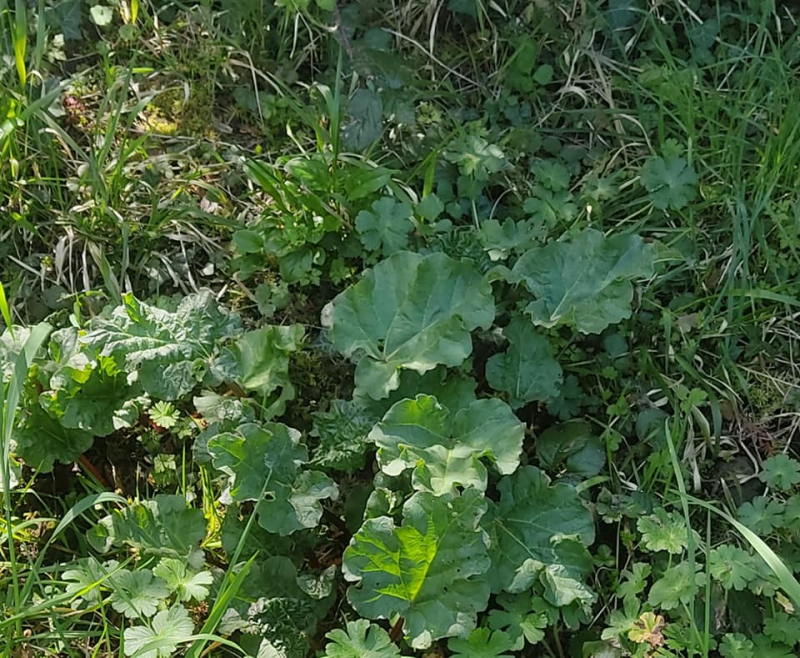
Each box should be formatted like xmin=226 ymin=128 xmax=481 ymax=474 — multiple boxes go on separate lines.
xmin=369 ymin=395 xmax=525 ymax=493
xmin=511 ymin=230 xmax=655 ymax=334
xmin=355 ymin=366 xmax=478 ymax=420
xmin=208 ymin=423 xmax=338 ymax=536
xmin=344 ymin=488 xmax=491 ymax=649
xmin=40 ymin=357 xmax=144 ymax=437
xmin=221 ymin=325 xmax=303 ymax=418
xmin=342 ymin=88 xmax=384 ymax=151
xmin=14 ymin=406 xmax=93 ymax=473
xmin=483 ymin=466 xmax=595 ymax=594
xmin=88 ymin=495 xmax=206 ymax=558
xmin=536 ymin=420 xmax=605 ymax=479
xmin=81 ymin=291 xmax=241 ymax=400
xmin=323 ymin=252 xmax=495 ymax=399
xmin=485 ymin=317 xmax=562 ymax=408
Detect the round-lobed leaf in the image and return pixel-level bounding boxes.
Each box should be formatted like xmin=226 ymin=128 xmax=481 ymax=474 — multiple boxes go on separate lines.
xmin=322 ymin=251 xmax=495 ymax=399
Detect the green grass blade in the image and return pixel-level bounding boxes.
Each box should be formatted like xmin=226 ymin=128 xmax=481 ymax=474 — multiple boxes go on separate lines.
xmin=0 ymin=282 xmax=13 ymax=339
xmin=12 ymin=0 xmax=26 ymax=85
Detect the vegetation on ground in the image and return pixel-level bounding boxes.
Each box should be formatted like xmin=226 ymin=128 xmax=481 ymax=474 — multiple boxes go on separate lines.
xmin=2 ymin=1 xmax=800 ymax=657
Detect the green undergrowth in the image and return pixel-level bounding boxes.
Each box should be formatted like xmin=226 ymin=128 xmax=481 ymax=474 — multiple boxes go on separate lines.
xmin=2 ymin=1 xmax=800 ymax=657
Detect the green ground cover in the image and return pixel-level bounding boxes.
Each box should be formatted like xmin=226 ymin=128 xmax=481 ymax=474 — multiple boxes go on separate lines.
xmin=2 ymin=1 xmax=800 ymax=656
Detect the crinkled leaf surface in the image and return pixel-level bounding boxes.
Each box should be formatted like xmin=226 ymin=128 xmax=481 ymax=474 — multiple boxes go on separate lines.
xmin=88 ymin=494 xmax=205 ymax=557
xmin=343 ymin=488 xmax=491 ymax=649
xmin=208 ymin=423 xmax=338 ymax=535
xmin=486 ymin=317 xmax=562 ymax=408
xmin=483 ymin=466 xmax=595 ymax=594
xmin=82 ymin=291 xmax=241 ymax=399
xmin=369 ymin=394 xmax=524 ymax=493
xmin=323 ymin=251 xmax=494 ymax=399
xmin=40 ymin=358 xmax=143 ymax=437
xmin=322 ymin=619 xmax=411 ymax=657
xmin=123 ymin=605 xmax=194 ymax=658
xmin=14 ymin=407 xmax=93 ymax=473
xmin=209 ymin=422 xmax=306 ymax=502
xmin=355 ymin=197 xmax=414 ymax=256
xmin=311 ymin=399 xmax=375 ymax=473
xmin=512 ymin=230 xmax=654 ymax=334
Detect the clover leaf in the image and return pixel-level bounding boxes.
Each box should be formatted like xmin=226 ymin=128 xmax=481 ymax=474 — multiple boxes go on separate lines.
xmin=759 ymin=454 xmax=800 ymax=491
xmin=153 ymin=558 xmax=213 ymax=602
xmin=737 ymin=496 xmax=785 ymax=534
xmin=109 ymin=569 xmax=169 ymax=619
xmin=488 ymin=592 xmax=548 ymax=650
xmin=444 ymin=135 xmax=508 ymax=181
xmin=709 ymin=545 xmax=759 ymax=591
xmin=479 ymin=218 xmax=542 ymax=261
xmin=719 ymin=633 xmax=755 ymax=658
xmin=369 ymin=394 xmax=524 ymax=493
xmin=637 ymin=508 xmax=698 ymax=554
xmin=123 ymin=605 xmax=195 ymax=658
xmin=524 ymin=188 xmax=576 ymax=227
xmin=752 ymin=634 xmax=795 ymax=658
xmin=63 ymin=557 xmax=113 ymax=604
xmin=511 ymin=229 xmax=655 ymax=334
xmin=764 ymin=611 xmax=800 ymax=647
xmin=640 ymin=155 xmax=698 ymax=210
xmin=321 ymin=620 xmax=410 ymax=657
xmin=531 ymin=160 xmax=571 ymax=191
xmin=647 ymin=562 xmax=705 ymax=610
xmin=343 ymin=488 xmax=491 ymax=649
xmin=486 ymin=317 xmax=562 ymax=408
xmin=323 ymin=251 xmax=495 ymax=399
xmin=617 ymin=562 xmax=651 ymax=601
xmin=355 ymin=197 xmax=414 ymax=256
xmin=627 ymin=611 xmax=666 ymax=650
xmin=447 ymin=628 xmax=515 ymax=658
